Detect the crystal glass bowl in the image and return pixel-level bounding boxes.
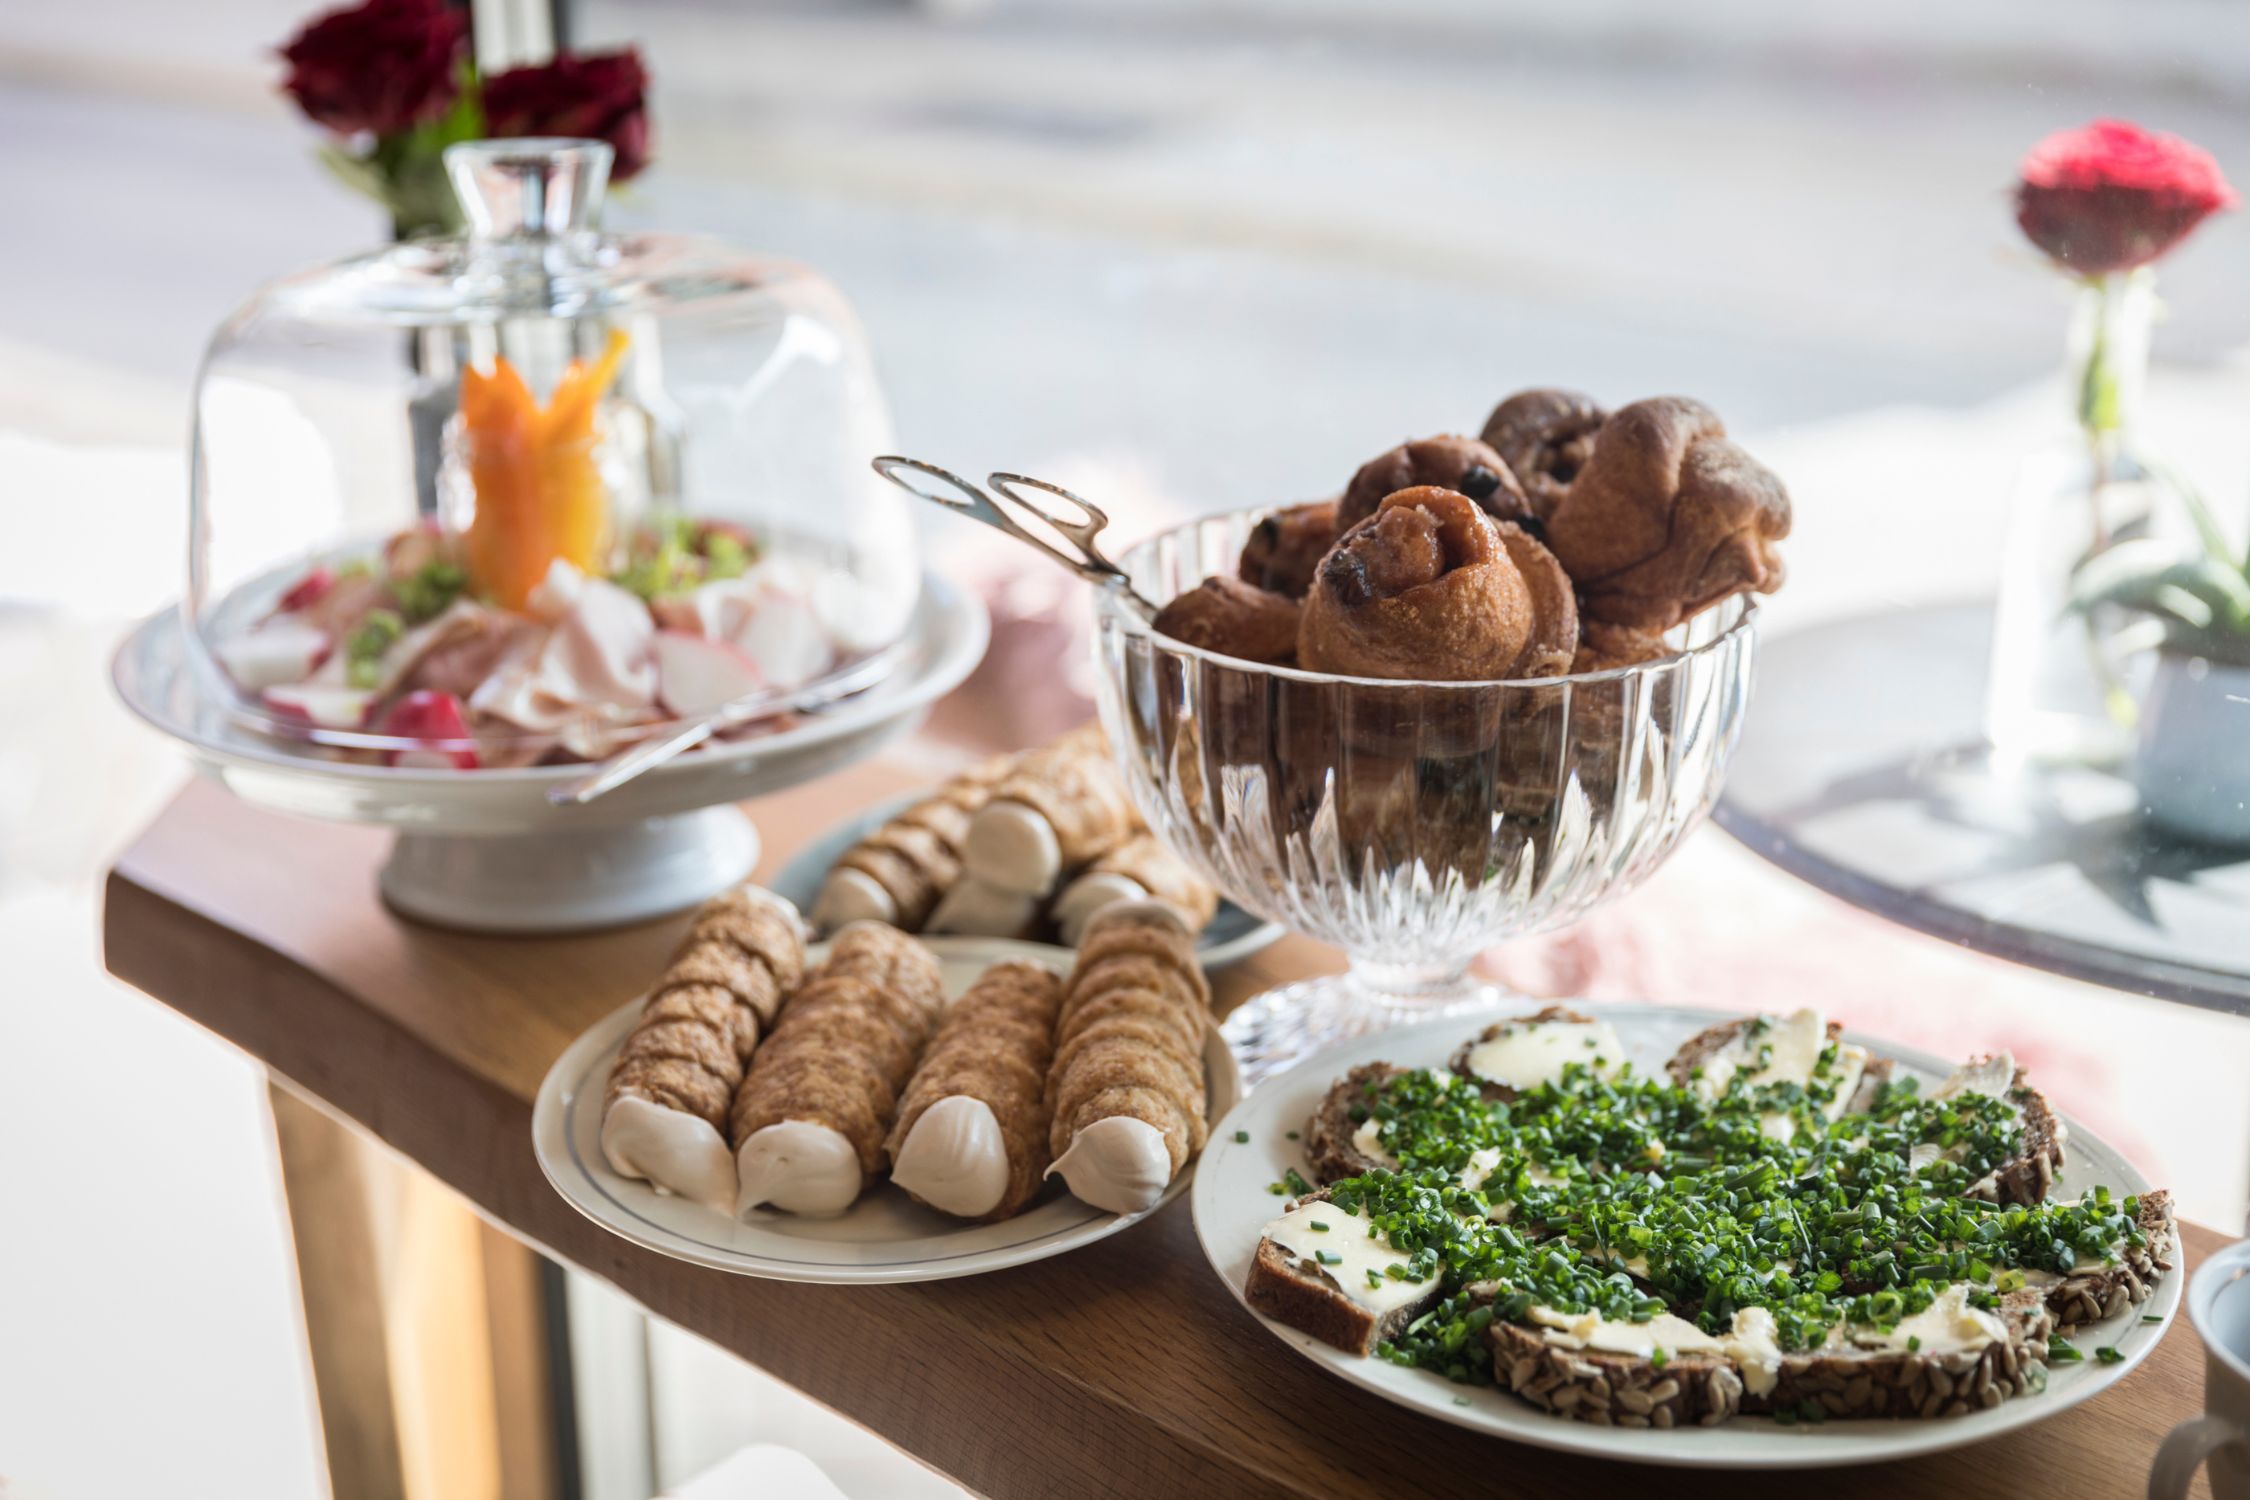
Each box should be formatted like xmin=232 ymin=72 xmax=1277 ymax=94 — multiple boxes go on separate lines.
xmin=1092 ymin=510 xmax=1759 ymax=1077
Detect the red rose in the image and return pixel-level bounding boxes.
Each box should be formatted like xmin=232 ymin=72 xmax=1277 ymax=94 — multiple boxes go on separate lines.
xmin=483 ymin=49 xmax=652 ymax=183
xmin=2016 ymin=119 xmax=2237 ymax=276
xmin=279 ymin=0 xmax=466 ymax=138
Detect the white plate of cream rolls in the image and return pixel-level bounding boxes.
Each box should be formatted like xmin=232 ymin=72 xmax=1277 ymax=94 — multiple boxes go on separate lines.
xmin=532 ymin=885 xmax=1239 ymax=1283
xmin=766 ymin=722 xmax=1282 ymax=968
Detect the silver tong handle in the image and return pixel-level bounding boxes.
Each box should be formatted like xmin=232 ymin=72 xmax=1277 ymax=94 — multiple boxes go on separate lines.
xmin=871 ymin=456 xmax=1156 ymax=617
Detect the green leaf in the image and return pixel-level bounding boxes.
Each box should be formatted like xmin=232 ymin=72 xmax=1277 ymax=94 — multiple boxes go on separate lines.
xmin=314 ymin=143 xmax=392 ymax=207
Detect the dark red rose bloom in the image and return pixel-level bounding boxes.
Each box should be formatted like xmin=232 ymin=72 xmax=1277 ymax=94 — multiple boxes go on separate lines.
xmin=2016 ymin=119 xmax=2237 ymax=276
xmin=482 ymin=49 xmax=652 ymax=182
xmin=279 ymin=0 xmax=467 ymax=138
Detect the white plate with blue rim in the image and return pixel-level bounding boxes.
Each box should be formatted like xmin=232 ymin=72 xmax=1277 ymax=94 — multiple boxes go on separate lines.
xmin=1190 ymin=1002 xmax=2181 ymax=1469
xmin=534 ymin=935 xmax=1240 ymax=1284
xmin=768 ymin=792 xmax=1283 ymax=968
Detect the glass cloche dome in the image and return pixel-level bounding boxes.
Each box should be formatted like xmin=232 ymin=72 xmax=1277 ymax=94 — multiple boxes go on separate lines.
xmin=187 ymin=137 xmax=915 ymax=769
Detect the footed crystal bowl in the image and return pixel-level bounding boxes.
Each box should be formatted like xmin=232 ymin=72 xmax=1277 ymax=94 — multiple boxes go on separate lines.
xmin=1092 ymin=510 xmax=1758 ymax=1079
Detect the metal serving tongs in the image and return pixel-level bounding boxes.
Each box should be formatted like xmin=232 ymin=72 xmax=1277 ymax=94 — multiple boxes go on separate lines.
xmin=869 ymin=456 xmax=1161 ymax=621
xmin=549 ymin=458 xmax=1150 ymax=808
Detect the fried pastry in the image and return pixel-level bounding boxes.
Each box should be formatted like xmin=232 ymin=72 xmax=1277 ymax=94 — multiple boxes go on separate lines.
xmin=1046 ymin=900 xmax=1212 ymax=1214
xmin=962 ymin=722 xmax=1138 ymax=896
xmin=1542 ymin=396 xmax=1790 ymax=630
xmin=812 ymin=754 xmax=1014 ymax=933
xmin=1571 ymin=618 xmax=1671 ymax=673
xmin=601 ymin=885 xmax=807 ymax=1212
xmin=1298 ymin=487 xmax=1572 ymax=681
xmin=1336 ymin=435 xmax=1531 ymax=532
xmin=1237 ymin=500 xmax=1339 ymax=600
xmin=1150 ymin=576 xmax=1301 ymax=666
xmin=730 ymin=922 xmax=945 ymax=1217
xmin=1051 ymin=832 xmax=1220 ymax=944
xmin=887 ymin=959 xmax=1065 ymax=1221
xmin=1480 ymin=388 xmax=1608 ymax=521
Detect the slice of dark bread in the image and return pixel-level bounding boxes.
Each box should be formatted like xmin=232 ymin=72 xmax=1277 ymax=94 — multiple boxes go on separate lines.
xmin=1487 ymin=1286 xmax=2054 ymax=1427
xmin=1487 ymin=1317 xmax=1745 ymax=1429
xmin=1303 ymin=1062 xmax=1404 ymax=1184
xmin=1753 ymin=1288 xmax=2054 ymax=1421
xmin=1243 ymin=1227 xmax=1443 ymax=1356
xmin=1961 ymin=1060 xmax=2068 ymax=1207
xmin=1447 ymin=1004 xmax=1603 ymax=1102
xmin=2043 ymin=1189 xmax=2174 ymax=1329
xmin=1665 ymin=1014 xmax=1896 ymax=1115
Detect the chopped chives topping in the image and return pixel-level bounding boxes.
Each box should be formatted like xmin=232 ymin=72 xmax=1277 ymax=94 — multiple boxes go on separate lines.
xmin=2049 ymin=1336 xmax=2084 ymax=1362
xmin=1309 ymin=1220 xmax=1330 ymax=1233
xmin=1286 ymin=1130 xmax=1300 ymax=1141
xmin=1234 ymin=1130 xmax=1249 ymax=1144
xmin=2095 ymin=1346 xmax=2123 ymax=1364
xmin=1315 ymin=1250 xmax=1341 ymax=1266
xmin=1277 ymin=1054 xmax=2141 ymax=1390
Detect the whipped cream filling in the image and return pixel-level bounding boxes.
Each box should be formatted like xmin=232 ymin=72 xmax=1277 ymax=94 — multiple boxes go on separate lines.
xmin=735 ymin=1120 xmax=864 ymax=1218
xmin=1047 ymin=1116 xmax=1172 ymax=1215
xmin=601 ymin=1096 xmax=737 ymax=1214
xmin=1050 ymin=873 xmax=1149 ymax=947
xmin=926 ymin=877 xmax=1041 ymax=938
xmin=890 ymin=1097 xmax=1011 ymax=1219
xmin=811 ymin=867 xmax=898 ymax=933
xmin=962 ymin=800 xmax=1063 ymax=895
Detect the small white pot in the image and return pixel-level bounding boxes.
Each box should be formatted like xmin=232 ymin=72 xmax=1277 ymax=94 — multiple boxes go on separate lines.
xmin=2134 ymin=651 xmax=2250 ymax=846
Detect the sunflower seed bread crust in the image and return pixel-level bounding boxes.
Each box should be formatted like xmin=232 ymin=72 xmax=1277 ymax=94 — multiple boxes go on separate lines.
xmin=1757 ymin=1289 xmax=2055 ymax=1421
xmin=1302 ymin=1063 xmax=1405 ymax=1184
xmin=1488 ymin=1317 xmax=1744 ymax=1429
xmin=2045 ymin=1189 xmax=2174 ymax=1330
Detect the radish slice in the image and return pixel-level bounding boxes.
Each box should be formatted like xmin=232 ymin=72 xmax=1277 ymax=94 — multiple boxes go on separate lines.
xmin=277 ymin=567 xmax=337 ymax=614
xmin=381 ymin=690 xmax=480 ymax=769
xmin=262 ymin=682 xmax=375 ymax=729
xmin=217 ymin=617 xmax=332 ymax=691
xmin=655 ymin=630 xmax=765 ymax=716
xmin=737 ymin=591 xmax=835 ymax=691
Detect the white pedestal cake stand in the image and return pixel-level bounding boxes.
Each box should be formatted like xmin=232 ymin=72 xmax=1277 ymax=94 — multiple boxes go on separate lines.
xmin=112 ymin=574 xmax=987 ymax=932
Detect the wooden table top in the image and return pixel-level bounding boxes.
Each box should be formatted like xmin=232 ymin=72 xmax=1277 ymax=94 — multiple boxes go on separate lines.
xmin=104 ymin=764 xmax=2223 ymax=1500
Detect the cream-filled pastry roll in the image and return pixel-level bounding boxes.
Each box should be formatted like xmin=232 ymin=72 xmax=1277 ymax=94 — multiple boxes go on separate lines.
xmin=601 ymin=885 xmax=806 ymax=1212
xmin=1050 ymin=833 xmax=1219 ymax=946
xmin=1044 ymin=900 xmax=1212 ymax=1214
xmin=730 ymin=922 xmax=945 ymax=1217
xmin=886 ymin=960 xmax=1064 ymax=1221
xmin=924 ymin=875 xmax=1043 ymax=939
xmin=961 ymin=723 xmax=1138 ymax=896
xmin=811 ymin=754 xmax=1014 ymax=933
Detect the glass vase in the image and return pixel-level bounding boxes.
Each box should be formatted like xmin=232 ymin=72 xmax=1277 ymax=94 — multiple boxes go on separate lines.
xmin=1986 ymin=270 xmax=2190 ymax=768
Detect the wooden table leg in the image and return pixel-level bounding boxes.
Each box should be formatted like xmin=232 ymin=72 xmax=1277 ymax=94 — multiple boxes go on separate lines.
xmin=269 ymin=1081 xmax=568 ymax=1500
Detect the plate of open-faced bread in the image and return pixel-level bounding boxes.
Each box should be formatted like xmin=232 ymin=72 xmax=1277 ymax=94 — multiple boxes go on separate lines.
xmin=1191 ymin=1003 xmax=2180 ymax=1468
xmin=533 ymin=885 xmax=1236 ymax=1283
xmin=766 ymin=722 xmax=1282 ymax=968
